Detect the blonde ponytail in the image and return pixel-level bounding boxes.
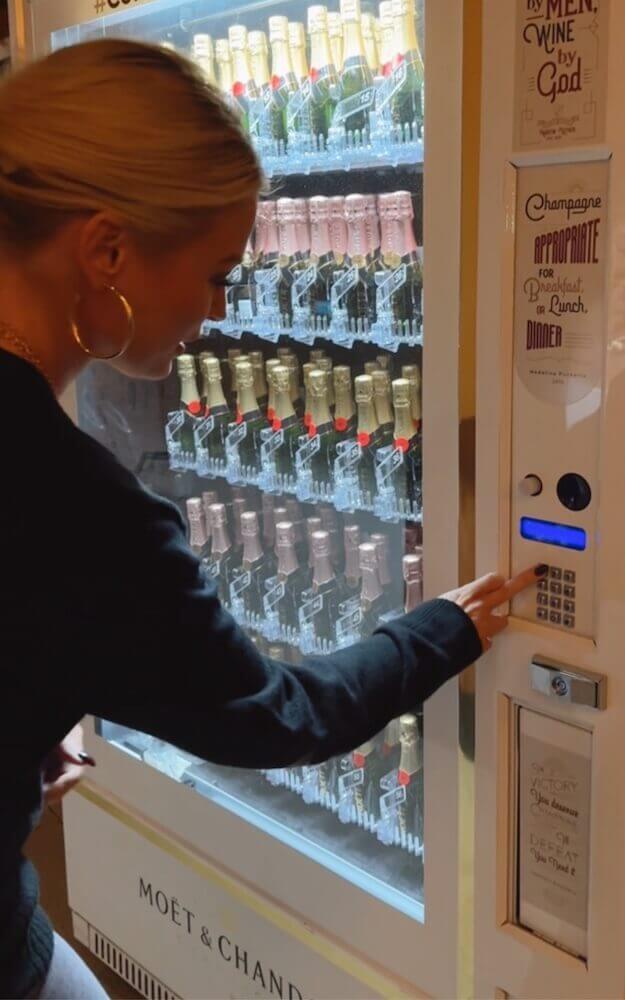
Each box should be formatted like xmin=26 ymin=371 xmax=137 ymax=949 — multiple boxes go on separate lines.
xmin=0 ymin=38 xmax=264 ymax=246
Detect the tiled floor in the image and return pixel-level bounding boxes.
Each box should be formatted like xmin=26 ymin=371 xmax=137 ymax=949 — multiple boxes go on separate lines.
xmin=26 ymin=805 xmax=141 ymax=1000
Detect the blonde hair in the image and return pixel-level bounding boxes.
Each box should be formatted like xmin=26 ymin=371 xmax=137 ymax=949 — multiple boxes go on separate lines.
xmin=0 ymin=38 xmax=264 ymax=246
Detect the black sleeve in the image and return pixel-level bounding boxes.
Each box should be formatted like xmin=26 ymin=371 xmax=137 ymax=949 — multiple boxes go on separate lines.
xmin=76 ymin=469 xmax=482 ymax=769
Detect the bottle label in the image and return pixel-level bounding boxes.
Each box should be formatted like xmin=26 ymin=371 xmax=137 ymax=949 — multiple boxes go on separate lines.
xmin=333 ymin=85 xmax=376 ymax=125
xmin=331 ymin=266 xmax=359 ymax=307
xmin=375 ymin=263 xmax=408 ymax=310
xmin=374 ymin=59 xmax=408 ymax=114
xmin=379 ymin=784 xmax=407 ymax=820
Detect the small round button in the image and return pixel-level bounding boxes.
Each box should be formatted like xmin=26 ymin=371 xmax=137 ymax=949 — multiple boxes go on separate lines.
xmin=557 ymin=473 xmax=592 ymax=512
xmin=551 ymin=675 xmax=569 ymax=697
xmin=521 ymin=474 xmax=543 ymax=497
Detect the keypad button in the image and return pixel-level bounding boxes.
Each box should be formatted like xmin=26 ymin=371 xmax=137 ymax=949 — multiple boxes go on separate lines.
xmin=537 ymin=593 xmax=549 ymax=606
xmin=563 ymin=570 xmax=576 ymax=584
xmin=550 ymin=581 xmax=562 ymax=595
xmin=550 ymin=611 xmax=562 ymax=624
xmin=537 ymin=579 xmax=549 ymax=591
xmin=563 ymin=599 xmax=575 ymax=613
xmin=563 ymin=615 xmax=575 ymax=629
xmin=550 ymin=597 xmax=562 ymax=610
xmin=563 ymin=585 xmax=576 ymax=599
xmin=550 ymin=567 xmax=562 ymax=580
xmin=537 ymin=607 xmax=548 ymax=621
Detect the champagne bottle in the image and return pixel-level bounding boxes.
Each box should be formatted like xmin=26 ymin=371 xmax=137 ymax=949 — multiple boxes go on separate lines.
xmin=364 ymin=193 xmax=381 ymax=263
xmin=231 ymin=496 xmax=248 ymax=562
xmin=277 ymin=197 xmax=308 ymax=326
xmin=186 ymin=498 xmax=211 ymax=565
xmin=257 ymin=200 xmax=280 ymax=270
xmin=327 ymin=11 xmax=345 ymax=73
xmin=319 ymin=504 xmax=342 ymax=571
xmin=329 ymin=196 xmax=348 ymax=266
xmin=249 ymin=350 xmax=269 ymax=413
xmin=381 ymin=715 xmax=401 ymax=771
xmin=307 ymin=196 xmax=336 ymax=330
xmin=316 ymin=356 xmax=334 ymax=410
xmin=262 ymin=493 xmax=276 ymax=550
xmin=265 ymin=358 xmax=281 ymax=422
xmin=306 ymin=516 xmax=323 ymax=569
xmin=358 ymin=541 xmax=389 ymax=634
xmin=396 ymin=711 xmax=424 ymax=849
xmin=378 ymin=1 xmax=394 ymax=76
xmin=176 ymin=354 xmax=201 ymax=458
xmin=370 ymin=532 xmax=392 ymax=588
xmin=355 ymin=373 xmax=392 ymax=503
xmin=229 ymin=25 xmax=260 ymax=134
xmin=307 ymin=368 xmax=337 ymax=489
xmin=364 ymin=360 xmax=381 ymax=375
xmin=225 ymin=347 xmax=243 ymax=407
xmin=403 ymin=551 xmax=423 ymax=611
xmin=373 ymin=369 xmax=394 ymax=435
xmin=208 ymin=503 xmax=236 ymax=607
xmin=201 ymin=356 xmax=234 ymax=464
xmin=361 ymin=13 xmax=382 ymax=77
xmin=333 ymin=365 xmax=356 ymax=438
xmin=391 ymin=377 xmax=421 ymax=508
xmin=284 ymin=353 xmax=305 ymax=419
xmin=234 ymin=359 xmax=269 ymax=475
xmin=192 ymin=34 xmax=216 ymax=86
xmin=342 ymin=523 xmax=362 ymax=598
xmin=269 ymin=16 xmax=299 ymax=150
xmin=271 ymin=365 xmax=306 ymax=480
xmin=344 ymin=194 xmax=377 ymax=331
xmin=391 ymin=0 xmax=424 ymax=140
xmin=288 ymin=22 xmax=309 ymax=84
xmin=302 ymin=362 xmax=315 ymax=428
xmin=286 ymin=498 xmax=308 ymax=568
xmin=198 ymin=349 xmax=215 ymax=413
xmin=239 ymin=510 xmax=273 ymax=622
xmin=310 ymin=348 xmax=328 ymax=363
xmin=396 ymin=189 xmax=423 ymax=332
xmin=376 ymin=353 xmax=393 ymax=375
xmin=275 ymin=519 xmax=311 ymax=633
xmin=249 ymin=30 xmax=271 ymax=97
xmin=294 ymin=198 xmax=311 ymax=259
xmin=339 ymin=0 xmax=374 ymax=139
xmin=215 ymin=38 xmax=234 ymax=95
xmin=201 ymin=490 xmax=218 ymax=542
xmin=308 ymin=6 xmax=339 ymax=148
xmin=401 ymin=363 xmax=422 ymax=430
xmin=310 ymin=529 xmax=341 ymax=646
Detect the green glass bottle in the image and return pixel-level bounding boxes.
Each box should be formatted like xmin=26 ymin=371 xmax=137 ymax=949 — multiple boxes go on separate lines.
xmin=307 ymin=369 xmax=338 ymax=489
xmin=234 ymin=359 xmax=269 ymax=477
xmin=391 ymin=377 xmax=421 ymax=508
xmin=239 ymin=510 xmax=274 ymax=623
xmin=274 ymin=519 xmax=311 ymax=634
xmin=270 ymin=365 xmax=306 ymax=481
xmin=269 ymin=16 xmax=299 ymax=150
xmin=310 ymin=529 xmax=341 ymax=646
xmin=228 ymin=25 xmax=260 ymax=136
xmin=207 ymin=502 xmax=237 ymax=608
xmin=176 ymin=354 xmax=202 ymax=460
xmin=333 ymin=366 xmax=357 ymax=441
xmin=307 ymin=5 xmax=339 ymax=147
xmin=338 ymin=0 xmax=374 ymax=138
xmin=390 ymin=0 xmax=424 ymax=141
xmin=355 ymin=374 xmax=392 ymax=505
xmin=200 ymin=356 xmax=233 ymax=465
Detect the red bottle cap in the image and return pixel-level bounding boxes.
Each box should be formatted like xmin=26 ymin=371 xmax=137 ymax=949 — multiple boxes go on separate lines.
xmin=272 ymin=417 xmax=282 ymax=431
xmin=267 ymin=406 xmax=275 ymax=422
xmin=232 ymin=81 xmax=245 ymax=98
xmin=308 ymin=422 xmax=318 ymax=438
xmin=335 ymin=417 xmax=348 ymax=432
xmin=304 ymin=412 xmax=312 ymax=427
xmin=357 ymin=431 xmax=371 ymax=447
xmin=398 ymin=769 xmax=411 ymax=787
xmin=187 ymin=400 xmax=202 ymax=416
xmin=394 ymin=437 xmax=409 ymax=452
xmin=235 ymin=407 xmax=243 ymax=425
xmin=271 ymin=74 xmax=282 ymax=90
xmin=353 ymin=752 xmax=366 ymax=768
xmin=310 ymin=67 xmax=319 ymax=83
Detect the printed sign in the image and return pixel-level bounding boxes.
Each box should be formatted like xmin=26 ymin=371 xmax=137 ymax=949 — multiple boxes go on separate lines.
xmin=517 ymin=709 xmax=592 ymax=958
xmin=514 ymin=159 xmax=608 ymax=406
xmin=64 ymin=791 xmax=387 ymax=999
xmin=514 ymin=0 xmax=609 ymax=149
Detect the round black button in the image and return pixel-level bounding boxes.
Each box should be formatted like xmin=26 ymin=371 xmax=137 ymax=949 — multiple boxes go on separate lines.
xmin=557 ymin=473 xmax=592 ymax=512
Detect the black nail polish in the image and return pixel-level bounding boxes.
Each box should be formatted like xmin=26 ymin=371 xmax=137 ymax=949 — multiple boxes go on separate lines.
xmin=78 ymin=752 xmax=97 ymax=767
xmin=535 ymin=564 xmax=549 ymax=577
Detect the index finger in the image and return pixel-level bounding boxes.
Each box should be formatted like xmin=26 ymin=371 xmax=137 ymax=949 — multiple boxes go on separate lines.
xmin=486 ymin=566 xmax=544 ymax=608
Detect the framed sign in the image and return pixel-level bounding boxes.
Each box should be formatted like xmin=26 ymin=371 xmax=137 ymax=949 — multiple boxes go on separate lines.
xmin=514 ymin=0 xmax=609 ymax=150
xmin=516 ymin=707 xmax=592 ymax=958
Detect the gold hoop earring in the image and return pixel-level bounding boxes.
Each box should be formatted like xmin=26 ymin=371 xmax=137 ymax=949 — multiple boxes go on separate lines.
xmin=72 ymin=285 xmax=135 ymax=361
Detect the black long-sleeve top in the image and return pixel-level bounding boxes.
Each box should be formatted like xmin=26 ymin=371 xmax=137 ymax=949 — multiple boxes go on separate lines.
xmin=0 ymin=348 xmax=482 ymax=998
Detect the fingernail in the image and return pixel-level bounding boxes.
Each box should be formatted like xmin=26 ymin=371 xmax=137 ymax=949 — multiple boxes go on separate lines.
xmin=78 ymin=752 xmax=97 ymax=767
xmin=535 ymin=564 xmax=549 ymax=577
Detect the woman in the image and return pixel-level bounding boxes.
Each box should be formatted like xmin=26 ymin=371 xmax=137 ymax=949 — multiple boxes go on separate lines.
xmin=0 ymin=40 xmax=540 ymax=999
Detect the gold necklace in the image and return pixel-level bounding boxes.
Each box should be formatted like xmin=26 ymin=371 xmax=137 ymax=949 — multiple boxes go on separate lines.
xmin=0 ymin=321 xmax=52 ymax=386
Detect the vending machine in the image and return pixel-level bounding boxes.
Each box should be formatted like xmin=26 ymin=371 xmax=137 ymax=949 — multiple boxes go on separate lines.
xmin=6 ymin=0 xmax=502 ymax=997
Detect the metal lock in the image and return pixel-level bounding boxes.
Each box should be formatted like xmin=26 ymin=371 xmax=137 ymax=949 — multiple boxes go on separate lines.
xmin=530 ymin=655 xmax=607 ymax=710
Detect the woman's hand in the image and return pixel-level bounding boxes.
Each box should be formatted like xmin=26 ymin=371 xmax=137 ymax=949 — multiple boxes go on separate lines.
xmin=42 ymin=723 xmax=96 ymax=806
xmin=441 ymin=565 xmax=546 ymax=652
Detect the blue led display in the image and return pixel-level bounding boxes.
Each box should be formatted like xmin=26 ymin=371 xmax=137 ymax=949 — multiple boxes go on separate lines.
xmin=520 ymin=517 xmax=586 ymax=551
